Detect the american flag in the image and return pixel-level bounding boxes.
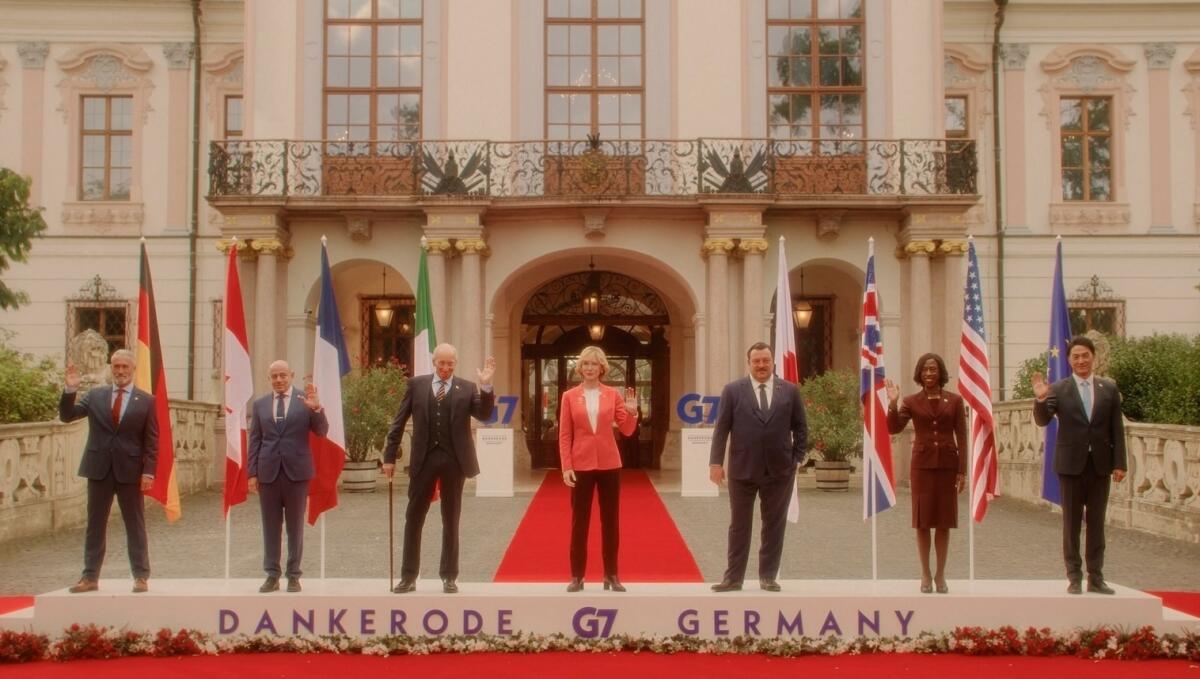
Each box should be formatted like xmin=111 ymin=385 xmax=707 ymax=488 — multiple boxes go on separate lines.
xmin=860 ymin=239 xmax=895 ymax=519
xmin=957 ymin=239 xmax=998 ymax=522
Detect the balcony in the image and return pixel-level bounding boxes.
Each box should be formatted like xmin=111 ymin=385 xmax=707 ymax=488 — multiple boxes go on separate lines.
xmin=207 ymin=137 xmax=977 ymax=204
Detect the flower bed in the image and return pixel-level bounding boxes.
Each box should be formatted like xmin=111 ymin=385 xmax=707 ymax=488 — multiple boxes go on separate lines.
xmin=0 ymin=624 xmax=1197 ymax=663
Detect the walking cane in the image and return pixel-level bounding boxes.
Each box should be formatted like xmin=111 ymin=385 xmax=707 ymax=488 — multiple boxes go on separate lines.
xmin=388 ymin=476 xmax=394 ymax=592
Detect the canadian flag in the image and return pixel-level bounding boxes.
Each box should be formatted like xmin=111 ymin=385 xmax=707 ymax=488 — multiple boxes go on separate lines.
xmin=774 ymin=236 xmax=800 ymax=524
xmin=222 ymin=239 xmax=251 ymax=517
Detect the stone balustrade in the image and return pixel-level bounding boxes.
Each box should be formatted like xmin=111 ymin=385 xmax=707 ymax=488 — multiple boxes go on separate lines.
xmin=995 ymin=400 xmax=1200 ymax=544
xmin=0 ymin=400 xmax=221 ymax=545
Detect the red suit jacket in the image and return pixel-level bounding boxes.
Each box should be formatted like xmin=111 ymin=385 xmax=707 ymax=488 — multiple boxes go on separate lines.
xmin=558 ymin=384 xmax=637 ymax=471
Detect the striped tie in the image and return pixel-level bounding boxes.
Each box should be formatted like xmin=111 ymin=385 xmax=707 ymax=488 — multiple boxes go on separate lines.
xmin=436 ymin=380 xmax=447 ymax=401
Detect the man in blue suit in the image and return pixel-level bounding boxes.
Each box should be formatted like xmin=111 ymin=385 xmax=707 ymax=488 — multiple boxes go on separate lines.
xmin=709 ymin=342 xmax=807 ymax=592
xmin=248 ymin=359 xmax=328 ymax=593
xmin=60 ymin=349 xmax=158 ymax=594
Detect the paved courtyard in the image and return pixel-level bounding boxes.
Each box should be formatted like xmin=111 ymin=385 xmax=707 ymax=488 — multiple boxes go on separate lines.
xmin=2 ymin=469 xmax=1197 ymax=595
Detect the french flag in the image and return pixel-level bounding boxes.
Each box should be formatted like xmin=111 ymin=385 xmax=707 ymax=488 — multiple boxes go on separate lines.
xmin=307 ymin=237 xmax=351 ymax=525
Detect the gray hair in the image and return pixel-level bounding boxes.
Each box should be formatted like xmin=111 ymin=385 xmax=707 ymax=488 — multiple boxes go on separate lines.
xmin=110 ymin=349 xmax=135 ymax=364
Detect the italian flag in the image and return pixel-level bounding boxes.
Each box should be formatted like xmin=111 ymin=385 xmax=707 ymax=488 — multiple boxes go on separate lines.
xmin=413 ymin=237 xmax=437 ymax=377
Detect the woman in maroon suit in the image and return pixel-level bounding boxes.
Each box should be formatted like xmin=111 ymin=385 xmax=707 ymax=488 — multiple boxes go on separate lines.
xmin=559 ymin=346 xmax=638 ymax=592
xmin=886 ymin=353 xmax=967 ymax=594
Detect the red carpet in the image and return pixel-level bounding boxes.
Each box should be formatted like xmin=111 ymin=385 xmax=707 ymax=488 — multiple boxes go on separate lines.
xmin=493 ymin=470 xmax=703 ymax=582
xmin=0 ymin=597 xmax=32 ymax=615
xmin=2 ymin=652 xmax=1197 ymax=678
xmin=1147 ymin=590 xmax=1200 ymax=617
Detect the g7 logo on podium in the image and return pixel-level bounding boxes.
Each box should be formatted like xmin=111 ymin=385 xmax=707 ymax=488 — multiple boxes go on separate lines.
xmin=676 ymin=393 xmax=720 ymax=425
xmin=572 ymin=607 xmax=618 ymax=638
xmin=485 ymin=395 xmax=519 ymax=425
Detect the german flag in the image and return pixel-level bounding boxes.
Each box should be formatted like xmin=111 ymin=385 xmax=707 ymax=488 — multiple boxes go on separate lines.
xmin=136 ymin=240 xmax=180 ymax=522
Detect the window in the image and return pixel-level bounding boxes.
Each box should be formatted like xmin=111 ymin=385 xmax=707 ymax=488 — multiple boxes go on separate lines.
xmin=324 ymin=0 xmax=422 ymax=149
xmin=1060 ymin=96 xmax=1112 ymax=201
xmin=1070 ymin=275 xmax=1124 ymax=337
xmin=361 ymin=296 xmax=415 ymax=370
xmin=224 ymin=96 xmax=244 ymax=139
xmin=80 ymin=95 xmax=133 ymax=201
xmin=944 ymin=95 xmax=968 ymax=138
xmin=766 ymin=0 xmax=864 ymax=142
xmin=72 ymin=304 xmax=129 ymax=355
xmin=545 ymin=0 xmax=644 ymax=141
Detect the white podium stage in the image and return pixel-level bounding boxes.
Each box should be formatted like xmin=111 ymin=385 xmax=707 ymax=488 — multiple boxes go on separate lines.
xmin=2 ymin=580 xmax=1196 ymax=639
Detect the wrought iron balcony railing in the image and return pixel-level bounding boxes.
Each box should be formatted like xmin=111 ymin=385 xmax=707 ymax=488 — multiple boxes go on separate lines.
xmin=208 ymin=137 xmax=977 ymax=200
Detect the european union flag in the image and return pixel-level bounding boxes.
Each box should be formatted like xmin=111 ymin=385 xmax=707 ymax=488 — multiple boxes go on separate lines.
xmin=1041 ymin=239 xmax=1072 ymax=505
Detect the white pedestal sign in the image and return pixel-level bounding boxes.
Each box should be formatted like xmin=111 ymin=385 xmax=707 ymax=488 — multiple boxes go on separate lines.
xmin=475 ymin=428 xmax=513 ymax=497
xmin=681 ymin=428 xmax=718 ymax=497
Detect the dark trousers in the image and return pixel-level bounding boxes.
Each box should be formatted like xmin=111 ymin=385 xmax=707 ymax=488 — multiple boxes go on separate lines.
xmin=1059 ymin=459 xmax=1112 ymax=582
xmin=259 ymin=476 xmax=310 ymax=578
xmin=724 ymin=470 xmax=795 ymax=583
xmin=570 ymin=469 xmax=621 ymax=578
xmin=402 ymin=448 xmax=465 ymax=580
xmin=83 ymin=472 xmax=149 ymax=580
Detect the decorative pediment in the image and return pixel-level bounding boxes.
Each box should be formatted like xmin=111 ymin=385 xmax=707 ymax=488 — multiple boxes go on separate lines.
xmin=1038 ymin=46 xmax=1135 ymax=131
xmin=55 ymin=44 xmax=155 ymax=123
xmin=1040 ymin=45 xmax=1136 ymax=76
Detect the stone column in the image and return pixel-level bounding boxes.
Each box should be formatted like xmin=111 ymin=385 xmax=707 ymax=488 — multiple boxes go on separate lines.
xmin=423 ymin=238 xmax=452 ymax=343
xmin=455 ymin=237 xmax=487 ymax=380
xmin=162 ymin=43 xmax=194 ymax=232
xmin=17 ymin=41 xmax=48 ymax=205
xmin=887 ymin=0 xmax=942 ymax=138
xmin=702 ymin=238 xmax=733 ymax=393
xmin=905 ymin=241 xmax=936 ymax=362
xmin=738 ymin=238 xmax=769 ymax=353
xmin=1145 ymin=43 xmax=1177 ymax=232
xmin=939 ymin=241 xmax=969 ymax=370
xmin=1000 ymin=44 xmax=1030 ymax=230
xmin=251 ymin=237 xmax=286 ymax=393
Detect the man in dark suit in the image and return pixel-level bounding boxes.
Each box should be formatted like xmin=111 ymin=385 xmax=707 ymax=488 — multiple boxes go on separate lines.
xmin=383 ymin=343 xmax=495 ymax=594
xmin=1032 ymin=335 xmax=1127 ymax=595
xmin=247 ymin=359 xmax=328 ymax=593
xmin=59 ymin=349 xmax=158 ymax=593
xmin=709 ymin=342 xmax=807 ymax=592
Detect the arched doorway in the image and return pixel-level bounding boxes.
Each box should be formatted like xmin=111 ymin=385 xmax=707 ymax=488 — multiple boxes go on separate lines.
xmin=520 ymin=269 xmax=669 ymax=469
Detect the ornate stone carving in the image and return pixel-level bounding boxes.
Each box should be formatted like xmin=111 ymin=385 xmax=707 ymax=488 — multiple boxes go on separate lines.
xmin=1144 ymin=43 xmax=1176 ymax=70
xmin=423 ymin=238 xmax=453 ymax=254
xmin=999 ymin=43 xmax=1029 ymax=71
xmin=345 ymin=215 xmax=372 ymax=242
xmin=0 ymin=58 xmax=7 ymax=120
xmin=455 ymin=238 xmax=488 ymax=255
xmin=56 ymin=45 xmax=155 ymax=124
xmin=67 ymin=329 xmax=113 ymax=389
xmin=61 ymin=202 xmax=145 ymax=234
xmin=816 ymin=210 xmax=845 ymax=240
xmin=250 ymin=238 xmax=286 ymax=255
xmin=17 ymin=41 xmax=49 ymax=69
xmin=1039 ymin=46 xmax=1136 ymax=131
xmin=938 ymin=240 xmax=969 ymax=256
xmin=700 ymin=238 xmax=735 ymax=256
xmin=1048 ymin=203 xmax=1131 ymax=231
xmin=580 ymin=208 xmax=609 ymax=238
xmin=737 ymin=238 xmax=769 ymax=254
xmin=903 ymin=240 xmax=938 ymax=257
xmin=162 ymin=42 xmax=195 ymax=70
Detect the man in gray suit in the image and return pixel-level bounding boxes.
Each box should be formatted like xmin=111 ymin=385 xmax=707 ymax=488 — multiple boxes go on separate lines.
xmin=248 ymin=359 xmax=328 ymax=593
xmin=709 ymin=342 xmax=807 ymax=592
xmin=383 ymin=343 xmax=495 ymax=594
xmin=1033 ymin=335 xmax=1127 ymax=595
xmin=59 ymin=349 xmax=158 ymax=593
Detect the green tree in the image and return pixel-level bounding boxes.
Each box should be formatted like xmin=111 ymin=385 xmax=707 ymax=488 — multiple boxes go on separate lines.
xmin=0 ymin=169 xmax=48 ymax=310
xmin=1011 ymin=354 xmax=1047 ymax=400
xmin=0 ymin=329 xmax=60 ymax=424
xmin=342 ymin=361 xmax=408 ymax=462
xmin=1109 ymin=334 xmax=1200 ymax=425
xmin=800 ymin=368 xmax=861 ymax=461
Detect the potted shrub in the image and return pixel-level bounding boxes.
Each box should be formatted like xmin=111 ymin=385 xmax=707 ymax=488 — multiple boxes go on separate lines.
xmin=800 ymin=368 xmax=861 ymax=492
xmin=340 ymin=360 xmax=407 ymax=493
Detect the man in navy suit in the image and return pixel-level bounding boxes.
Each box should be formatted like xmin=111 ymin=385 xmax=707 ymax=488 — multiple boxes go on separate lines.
xmin=59 ymin=349 xmax=158 ymax=593
xmin=248 ymin=360 xmax=328 ymax=593
xmin=1033 ymin=335 xmax=1127 ymax=595
xmin=709 ymin=342 xmax=807 ymax=592
xmin=383 ymin=343 xmax=495 ymax=594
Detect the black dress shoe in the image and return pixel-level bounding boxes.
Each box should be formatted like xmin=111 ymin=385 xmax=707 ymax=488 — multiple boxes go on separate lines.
xmin=1067 ymin=580 xmax=1082 ymax=595
xmin=286 ymin=577 xmax=302 ymax=593
xmin=603 ymin=576 xmax=626 ymax=592
xmin=566 ymin=577 xmax=584 ymax=593
xmin=759 ymin=579 xmax=781 ymax=592
xmin=259 ymin=576 xmax=280 ymax=593
xmin=711 ymin=579 xmax=742 ymax=592
xmin=1087 ymin=579 xmax=1116 ymax=595
xmin=442 ymin=578 xmax=458 ymax=594
xmin=392 ymin=578 xmax=416 ymax=594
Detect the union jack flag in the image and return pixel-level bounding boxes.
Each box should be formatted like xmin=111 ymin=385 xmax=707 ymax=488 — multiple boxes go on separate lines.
xmin=860 ymin=239 xmax=895 ymax=519
xmin=958 ymin=239 xmax=998 ymax=522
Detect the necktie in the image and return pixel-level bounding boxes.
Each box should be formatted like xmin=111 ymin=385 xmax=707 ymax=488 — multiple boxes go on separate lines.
xmin=758 ymin=383 xmax=768 ymax=412
xmin=436 ymin=380 xmax=447 ymax=401
xmin=111 ymin=387 xmax=124 ymax=426
xmin=275 ymin=393 xmax=285 ymax=421
xmin=1080 ymin=380 xmax=1092 ymax=420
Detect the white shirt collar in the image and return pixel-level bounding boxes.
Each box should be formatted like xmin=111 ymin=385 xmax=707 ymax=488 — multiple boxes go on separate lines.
xmin=753 ymin=375 xmax=774 ymax=390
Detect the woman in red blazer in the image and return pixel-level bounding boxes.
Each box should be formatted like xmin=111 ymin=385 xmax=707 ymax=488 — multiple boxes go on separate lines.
xmin=559 ymin=346 xmax=638 ymax=592
xmin=886 ymin=353 xmax=967 ymax=595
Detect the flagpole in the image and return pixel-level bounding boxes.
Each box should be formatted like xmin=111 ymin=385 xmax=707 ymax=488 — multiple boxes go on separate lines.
xmin=868 ymin=237 xmax=878 ymax=582
xmin=321 ymin=513 xmax=327 ymax=579
xmin=966 ymin=403 xmax=976 ymax=581
xmin=224 ymin=515 xmax=231 ymax=579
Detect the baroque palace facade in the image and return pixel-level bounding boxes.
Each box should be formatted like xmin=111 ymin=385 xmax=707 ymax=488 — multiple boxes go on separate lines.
xmin=1 ymin=0 xmax=1199 ymax=471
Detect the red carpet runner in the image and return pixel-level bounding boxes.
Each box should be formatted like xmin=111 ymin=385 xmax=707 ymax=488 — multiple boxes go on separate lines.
xmin=493 ymin=470 xmax=703 ymax=582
